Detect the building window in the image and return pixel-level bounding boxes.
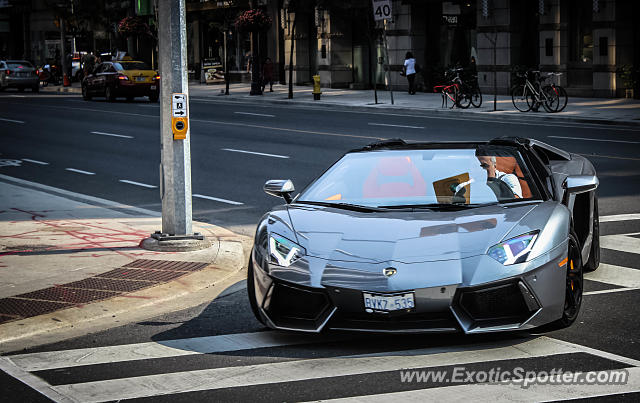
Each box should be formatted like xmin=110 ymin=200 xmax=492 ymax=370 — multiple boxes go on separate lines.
xmin=545 ymin=38 xmax=553 ymax=57
xmin=599 ymin=36 xmax=608 ymax=57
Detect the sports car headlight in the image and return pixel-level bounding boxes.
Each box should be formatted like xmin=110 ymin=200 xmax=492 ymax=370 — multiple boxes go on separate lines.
xmin=269 ymin=235 xmax=305 ymax=267
xmin=487 ymin=231 xmax=539 ymax=265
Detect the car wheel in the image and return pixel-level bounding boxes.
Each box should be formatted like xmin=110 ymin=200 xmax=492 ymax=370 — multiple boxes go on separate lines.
xmin=126 ymin=96 xmax=134 ymax=102
xmin=82 ymin=84 xmax=92 ymax=101
xmin=105 ymin=86 xmax=115 ymax=102
xmin=149 ymin=94 xmax=159 ymax=103
xmin=18 ymin=87 xmax=24 ymax=92
xmin=584 ymin=196 xmax=600 ymax=272
xmin=32 ymin=85 xmax=39 ymax=93
xmin=247 ymin=252 xmax=266 ymax=326
xmin=545 ymin=231 xmax=583 ymax=331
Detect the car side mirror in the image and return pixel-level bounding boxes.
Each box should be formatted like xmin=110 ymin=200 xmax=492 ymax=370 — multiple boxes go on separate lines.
xmin=264 ymin=179 xmax=295 ymax=203
xmin=563 ymin=175 xmax=598 ymax=194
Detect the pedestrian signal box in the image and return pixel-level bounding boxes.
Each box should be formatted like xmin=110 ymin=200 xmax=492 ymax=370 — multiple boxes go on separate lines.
xmin=171 ymin=93 xmax=189 ymax=140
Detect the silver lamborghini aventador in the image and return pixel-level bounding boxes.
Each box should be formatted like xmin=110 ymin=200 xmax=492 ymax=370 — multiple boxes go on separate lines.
xmin=248 ymin=137 xmax=600 ymax=334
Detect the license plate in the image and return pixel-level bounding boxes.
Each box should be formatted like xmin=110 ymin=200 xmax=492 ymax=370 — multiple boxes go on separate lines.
xmin=363 ymin=292 xmax=415 ymax=313
xmin=135 ymin=76 xmax=146 ymax=82
xmin=150 ymin=85 xmax=156 ymax=90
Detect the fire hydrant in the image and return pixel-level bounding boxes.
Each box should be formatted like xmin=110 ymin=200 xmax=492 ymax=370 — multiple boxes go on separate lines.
xmin=312 ymin=75 xmax=322 ymax=100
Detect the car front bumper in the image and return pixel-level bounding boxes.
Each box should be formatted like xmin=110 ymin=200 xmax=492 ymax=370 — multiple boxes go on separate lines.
xmin=251 ymin=241 xmax=568 ymax=334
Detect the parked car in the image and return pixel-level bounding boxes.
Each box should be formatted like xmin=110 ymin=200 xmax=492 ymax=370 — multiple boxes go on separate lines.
xmin=0 ymin=60 xmax=39 ymax=92
xmin=248 ymin=137 xmax=600 ymax=334
xmin=81 ymin=60 xmax=159 ymax=102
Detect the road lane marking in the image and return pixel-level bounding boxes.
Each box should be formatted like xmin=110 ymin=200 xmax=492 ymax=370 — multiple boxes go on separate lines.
xmin=579 ymin=153 xmax=640 ymax=162
xmin=21 ymin=158 xmax=49 ymax=165
xmin=0 ymin=357 xmax=75 ymax=403
xmin=65 ymin=168 xmax=95 ymax=175
xmin=0 ymin=117 xmax=25 ymax=123
xmin=368 ymin=123 xmax=424 ymax=129
xmin=585 ymin=263 xmax=640 ymax=289
xmin=584 ymin=287 xmax=639 ymax=296
xmin=7 ymin=331 xmax=344 ymax=372
xmin=321 ymin=367 xmax=640 ymax=403
xmin=234 ymin=112 xmax=275 ymax=117
xmin=221 ymin=148 xmax=289 ymax=159
xmin=600 ymin=213 xmax=640 ymax=222
xmin=90 ymin=131 xmax=134 ymax=139
xmin=192 ymin=193 xmax=244 ymax=205
xmin=47 ymin=337 xmax=598 ymax=402
xmin=600 ymin=234 xmax=640 ymax=255
xmin=548 ymin=135 xmax=640 ymax=144
xmin=118 ymin=180 xmax=156 ymax=189
xmin=191 ymin=118 xmax=383 ymax=140
xmin=0 ymin=174 xmax=159 ymax=217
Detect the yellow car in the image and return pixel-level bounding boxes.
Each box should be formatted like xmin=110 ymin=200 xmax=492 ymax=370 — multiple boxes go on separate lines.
xmin=82 ymin=60 xmax=159 ymax=102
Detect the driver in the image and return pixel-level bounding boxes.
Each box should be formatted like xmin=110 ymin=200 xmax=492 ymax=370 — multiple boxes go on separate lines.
xmin=476 ymin=155 xmax=523 ymax=198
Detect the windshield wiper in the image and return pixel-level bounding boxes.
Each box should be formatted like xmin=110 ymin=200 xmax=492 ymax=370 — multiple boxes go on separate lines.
xmin=378 ymin=202 xmax=499 ymax=211
xmin=294 ymin=200 xmax=384 ymax=212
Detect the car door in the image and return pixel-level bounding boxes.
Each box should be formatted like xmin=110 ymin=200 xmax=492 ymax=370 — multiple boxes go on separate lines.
xmin=85 ymin=63 xmax=103 ymax=93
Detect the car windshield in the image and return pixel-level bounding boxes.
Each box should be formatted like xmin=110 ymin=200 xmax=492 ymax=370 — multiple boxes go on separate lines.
xmin=297 ymin=146 xmax=541 ymax=208
xmin=113 ymin=62 xmax=151 ymax=71
xmin=7 ymin=62 xmax=33 ymax=69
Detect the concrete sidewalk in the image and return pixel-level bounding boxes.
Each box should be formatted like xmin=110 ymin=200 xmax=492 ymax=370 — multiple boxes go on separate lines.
xmin=0 ymin=175 xmax=250 ymax=352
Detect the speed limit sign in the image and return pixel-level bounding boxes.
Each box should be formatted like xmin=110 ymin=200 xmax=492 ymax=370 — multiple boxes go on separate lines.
xmin=372 ymin=0 xmax=392 ymax=21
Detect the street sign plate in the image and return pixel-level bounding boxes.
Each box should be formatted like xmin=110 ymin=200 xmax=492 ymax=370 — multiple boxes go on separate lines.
xmin=172 ymin=93 xmax=187 ymax=118
xmin=372 ymin=0 xmax=392 ymax=21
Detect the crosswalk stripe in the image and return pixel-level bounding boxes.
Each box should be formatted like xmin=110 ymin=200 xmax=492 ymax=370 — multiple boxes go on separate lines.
xmin=0 ymin=357 xmax=75 ymax=403
xmin=600 ymin=213 xmax=640 ymax=222
xmin=7 ymin=331 xmax=345 ymax=372
xmin=600 ymin=234 xmax=640 ymax=255
xmin=585 ymin=263 xmax=640 ymax=289
xmin=318 ymin=366 xmax=640 ymax=403
xmin=49 ymin=337 xmax=606 ymax=402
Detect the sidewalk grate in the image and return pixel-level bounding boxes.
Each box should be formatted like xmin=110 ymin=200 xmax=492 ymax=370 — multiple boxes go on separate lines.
xmin=0 ymin=298 xmax=72 ymax=318
xmin=18 ymin=287 xmax=120 ymax=304
xmin=0 ymin=259 xmax=211 ymax=325
xmin=63 ymin=277 xmax=155 ymax=292
xmin=123 ymin=259 xmax=208 ymax=271
xmin=96 ymin=267 xmax=188 ymax=282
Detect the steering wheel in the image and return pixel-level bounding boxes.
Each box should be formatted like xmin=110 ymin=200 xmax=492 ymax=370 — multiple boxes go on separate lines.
xmin=486 ymin=177 xmax=516 ymax=201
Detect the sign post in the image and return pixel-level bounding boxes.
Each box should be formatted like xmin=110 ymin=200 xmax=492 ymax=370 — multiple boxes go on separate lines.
xmin=156 ymin=0 xmax=194 ymax=238
xmin=372 ymin=0 xmax=394 ymax=105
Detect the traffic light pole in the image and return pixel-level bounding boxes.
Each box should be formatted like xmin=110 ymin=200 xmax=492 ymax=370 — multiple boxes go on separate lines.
xmin=157 ymin=0 xmax=193 ymax=238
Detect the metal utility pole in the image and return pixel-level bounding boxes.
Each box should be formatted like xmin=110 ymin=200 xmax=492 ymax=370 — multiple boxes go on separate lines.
xmin=59 ymin=16 xmax=67 ymax=83
xmin=157 ymin=0 xmax=193 ymax=236
xmin=381 ymin=19 xmax=394 ymax=105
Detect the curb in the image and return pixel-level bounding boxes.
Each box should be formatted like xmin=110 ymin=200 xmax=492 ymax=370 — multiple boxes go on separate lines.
xmin=0 ymin=235 xmax=250 ymax=353
xmin=191 ymin=92 xmax=640 ymax=129
xmin=0 ymin=176 xmax=252 ymax=352
xmin=39 ymin=86 xmax=81 ymax=94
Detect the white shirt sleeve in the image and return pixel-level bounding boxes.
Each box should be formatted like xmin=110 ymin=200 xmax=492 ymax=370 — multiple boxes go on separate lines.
xmin=498 ymin=173 xmax=523 ymax=198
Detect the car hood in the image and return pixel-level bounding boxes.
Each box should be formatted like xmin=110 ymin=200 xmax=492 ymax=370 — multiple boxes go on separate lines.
xmin=286 ymin=203 xmax=537 ymax=264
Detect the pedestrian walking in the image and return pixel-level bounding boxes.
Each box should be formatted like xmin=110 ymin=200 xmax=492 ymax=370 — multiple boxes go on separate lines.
xmin=262 ymin=57 xmax=274 ymax=92
xmin=402 ymin=52 xmax=416 ymax=95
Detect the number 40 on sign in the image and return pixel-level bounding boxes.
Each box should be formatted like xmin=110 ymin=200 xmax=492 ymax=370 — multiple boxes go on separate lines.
xmin=372 ymin=0 xmax=392 ymax=21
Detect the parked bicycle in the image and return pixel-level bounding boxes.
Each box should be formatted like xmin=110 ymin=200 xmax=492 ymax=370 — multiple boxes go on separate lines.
xmin=542 ymin=72 xmax=568 ymax=112
xmin=434 ymin=68 xmax=482 ymax=109
xmin=511 ymin=70 xmax=562 ymax=113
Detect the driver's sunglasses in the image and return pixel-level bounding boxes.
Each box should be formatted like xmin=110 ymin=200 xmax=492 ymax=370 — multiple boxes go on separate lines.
xmin=480 ymin=163 xmax=491 ymax=169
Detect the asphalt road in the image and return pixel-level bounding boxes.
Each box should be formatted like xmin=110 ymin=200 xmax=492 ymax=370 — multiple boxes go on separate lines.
xmin=1 ymin=91 xmax=640 ymax=402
